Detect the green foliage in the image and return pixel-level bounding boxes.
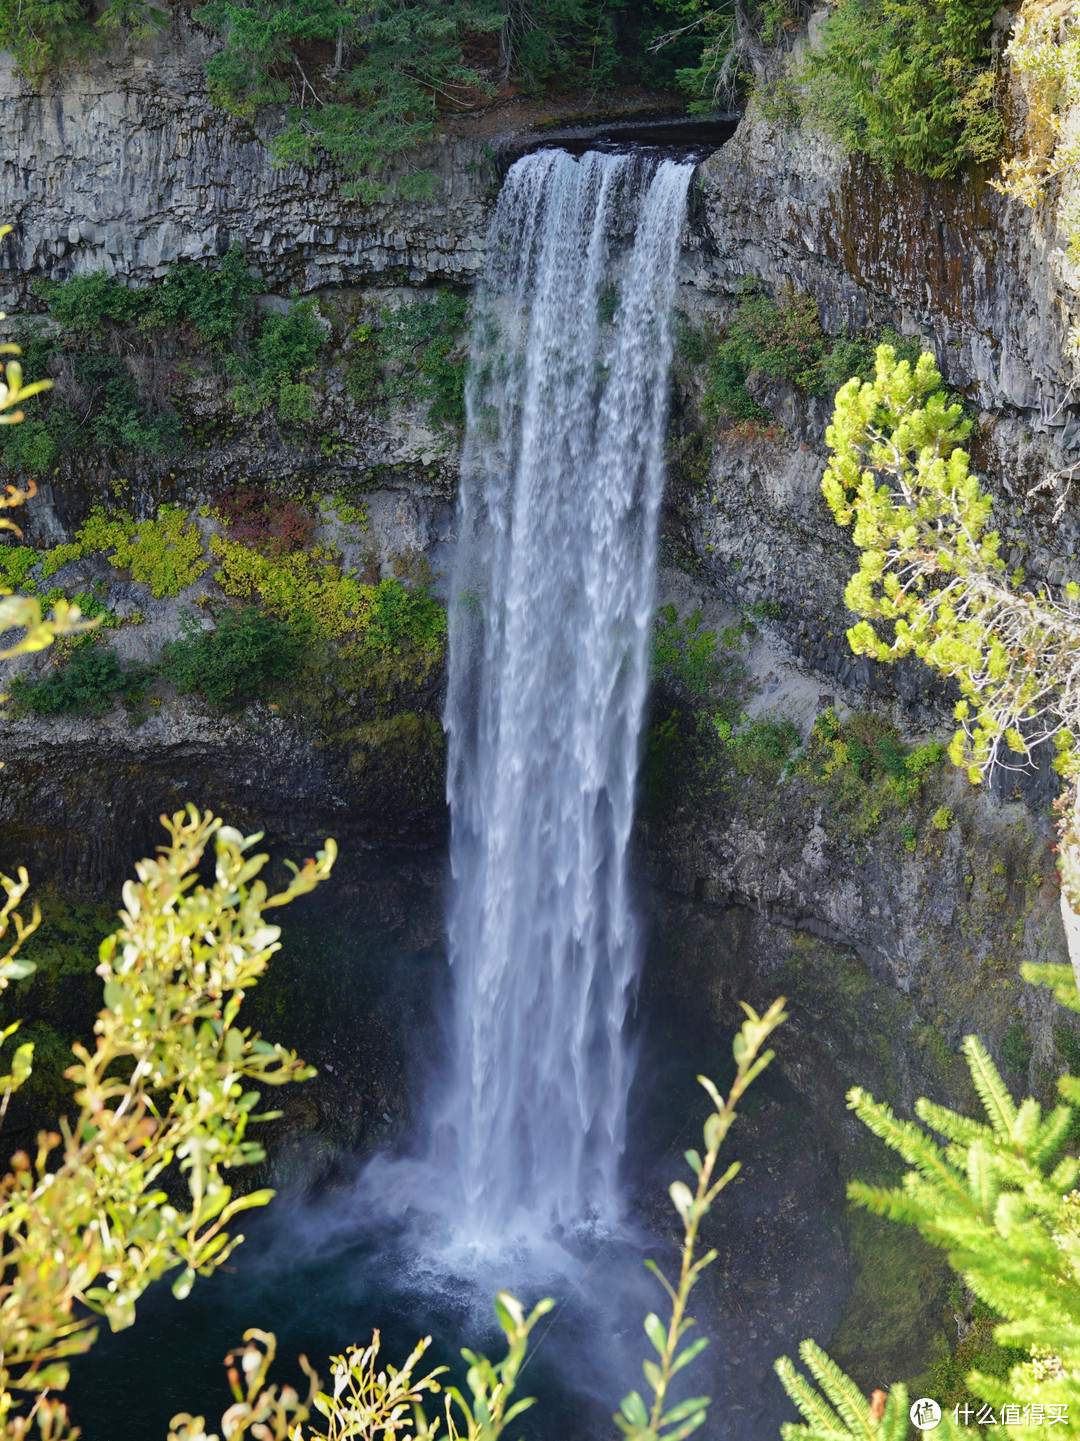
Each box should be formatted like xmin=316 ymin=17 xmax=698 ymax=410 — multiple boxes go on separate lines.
xmin=616 ymin=999 xmax=787 ymax=1441
xmin=0 ymin=545 xmax=40 ymax=594
xmin=323 ymin=495 xmax=369 ymax=530
xmin=920 ymin=1288 xmax=1027 ymax=1419
xmin=0 ymin=323 xmax=68 ymax=475
xmin=0 ymin=0 xmax=163 ymax=78
xmin=778 ymin=1034 xmax=1080 ymax=1439
xmin=42 ymin=505 xmax=209 ymax=597
xmin=744 ymin=598 xmax=782 ymax=621
xmin=345 ymin=323 xmax=381 ymax=401
xmin=0 ymin=307 xmax=96 ymax=663
xmin=794 ymin=706 xmax=944 ymax=833
xmin=1056 ymin=1024 xmax=1080 ymax=1076
xmin=1001 ymin=1020 xmax=1033 ymax=1075
xmin=359 ymin=575 xmax=447 ymax=662
xmin=210 ymin=534 xmax=374 ymax=638
xmin=819 ymin=327 xmax=925 ymax=390
xmin=703 ymin=349 xmax=769 ymax=423
xmin=209 ymin=534 xmax=447 ymax=690
xmin=638 ymin=0 xmax=795 ymax=113
xmin=0 ymin=308 xmax=180 ymax=472
xmin=0 ymin=809 xmax=334 ymax=1437
xmin=715 ymin=712 xmax=801 ymax=782
xmin=722 ymin=283 xmax=829 ymax=393
xmin=231 ymin=298 xmax=325 ymax=425
xmin=200 ymin=0 xmax=502 ymax=195
xmin=40 ymin=586 xmax=121 ymax=646
xmin=777 ymin=1338 xmax=923 ymax=1440
xmin=34 ymin=271 xmax=147 ymax=335
xmin=996 ymin=7 xmax=1080 ymax=294
xmin=158 ymin=607 xmax=301 ymax=708
xmin=697 ymin=291 xmax=926 ymax=424
xmin=820 ymin=343 xmax=1080 ymax=794
xmin=504 ymin=0 xmax=623 ymax=88
xmin=145 ymin=244 xmax=265 ymax=347
xmin=173 ymin=1291 xmax=554 ymax=1441
xmin=196 ymin=0 xmax=642 ymax=193
xmin=8 ymin=641 xmax=143 ymax=716
xmin=795 ymin=0 xmax=1004 ymax=178
xmin=652 ymin=605 xmax=722 ymax=697
xmin=379 ymin=290 xmax=470 ymax=431
xmin=72 ymin=353 xmax=182 ymax=454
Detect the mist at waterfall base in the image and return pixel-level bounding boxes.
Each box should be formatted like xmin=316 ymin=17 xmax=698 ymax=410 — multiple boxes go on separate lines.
xmin=65 ymin=148 xmax=818 ymax=1437
xmin=68 ymin=861 xmax=827 ymax=1441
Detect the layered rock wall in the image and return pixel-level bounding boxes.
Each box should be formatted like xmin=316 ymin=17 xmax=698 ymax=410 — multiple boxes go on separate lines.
xmin=0 ymin=16 xmax=493 ymax=306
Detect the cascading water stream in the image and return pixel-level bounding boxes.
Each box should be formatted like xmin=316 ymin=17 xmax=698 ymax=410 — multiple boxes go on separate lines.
xmin=432 ymin=147 xmax=695 ymax=1253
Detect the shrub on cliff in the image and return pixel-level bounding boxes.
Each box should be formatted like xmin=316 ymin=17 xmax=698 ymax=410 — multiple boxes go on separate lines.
xmin=0 ymin=0 xmax=164 ymax=79
xmin=699 ymin=284 xmax=925 ymax=422
xmin=9 ymin=641 xmax=146 ymax=716
xmin=229 ymin=297 xmax=326 ymax=425
xmin=791 ymin=0 xmax=1004 ymax=177
xmin=158 ymin=605 xmax=300 ymax=708
xmin=144 ymin=243 xmax=265 ymax=347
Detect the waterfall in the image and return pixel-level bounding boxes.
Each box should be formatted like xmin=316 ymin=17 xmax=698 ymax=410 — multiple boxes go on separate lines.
xmin=434 ymin=147 xmax=695 ymax=1251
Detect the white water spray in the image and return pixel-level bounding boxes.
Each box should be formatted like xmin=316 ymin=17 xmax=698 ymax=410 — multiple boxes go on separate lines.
xmin=432 ymin=147 xmax=694 ymax=1251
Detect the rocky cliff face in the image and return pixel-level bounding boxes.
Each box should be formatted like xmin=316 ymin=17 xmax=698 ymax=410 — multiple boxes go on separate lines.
xmin=0 ymin=15 xmax=493 ymax=305
xmin=667 ymin=109 xmax=1080 ymax=732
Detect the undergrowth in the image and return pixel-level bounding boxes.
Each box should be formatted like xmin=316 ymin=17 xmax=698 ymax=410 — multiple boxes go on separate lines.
xmin=651 ymin=605 xmax=724 ymax=697
xmin=9 ymin=643 xmax=146 ymax=716
xmin=715 ymin=713 xmax=802 ymax=784
xmin=229 ymin=297 xmax=325 ymax=425
xmin=697 ymin=286 xmax=927 ymax=424
xmin=792 ymin=0 xmax=1004 ymax=179
xmin=158 ymin=607 xmax=300 ymax=708
xmin=793 ymin=706 xmax=945 ymax=833
xmin=353 ymin=290 xmax=469 ymax=431
xmin=208 ymin=533 xmax=447 ymax=686
xmin=915 ymin=1285 xmax=1027 ymax=1416
xmin=41 ymin=507 xmax=208 ymax=598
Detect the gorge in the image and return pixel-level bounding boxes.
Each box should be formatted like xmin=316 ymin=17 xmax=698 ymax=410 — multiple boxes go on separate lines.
xmin=1 ymin=6 xmax=1080 ymax=1437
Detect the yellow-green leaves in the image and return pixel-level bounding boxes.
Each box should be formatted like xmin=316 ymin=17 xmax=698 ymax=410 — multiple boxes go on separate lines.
xmin=616 ymin=997 xmax=787 ymax=1441
xmin=0 ymin=806 xmax=335 ymax=1431
xmin=822 ymin=342 xmax=1080 ymax=785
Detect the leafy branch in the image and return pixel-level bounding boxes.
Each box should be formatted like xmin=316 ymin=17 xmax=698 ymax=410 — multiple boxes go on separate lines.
xmin=616 ymin=997 xmax=789 ymax=1441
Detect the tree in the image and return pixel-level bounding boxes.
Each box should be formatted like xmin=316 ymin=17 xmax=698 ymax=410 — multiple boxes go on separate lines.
xmin=819 ymin=341 xmax=1080 ymax=995
xmin=765 ymin=342 xmax=1080 ymax=1440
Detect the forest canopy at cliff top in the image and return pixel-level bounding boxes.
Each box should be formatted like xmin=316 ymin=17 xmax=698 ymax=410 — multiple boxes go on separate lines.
xmin=0 ymin=0 xmax=1006 ymax=188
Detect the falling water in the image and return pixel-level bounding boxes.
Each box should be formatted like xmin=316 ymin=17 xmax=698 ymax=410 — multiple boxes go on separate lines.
xmin=434 ymin=147 xmax=695 ymax=1251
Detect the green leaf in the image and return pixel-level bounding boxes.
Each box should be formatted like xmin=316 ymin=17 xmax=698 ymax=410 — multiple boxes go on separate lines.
xmin=620 ymin=1390 xmax=650 ymax=1426
xmin=172 ymin=1266 xmax=196 ymax=1300
xmin=660 ymin=1396 xmax=712 ymax=1426
xmin=644 ymin=1311 xmax=668 ymax=1356
xmin=670 ymin=1335 xmax=709 ymax=1375
xmin=669 ymin=1180 xmax=695 ymax=1223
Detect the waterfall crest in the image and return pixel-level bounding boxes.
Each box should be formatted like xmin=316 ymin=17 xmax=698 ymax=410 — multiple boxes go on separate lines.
xmin=436 ymin=148 xmax=694 ymax=1250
